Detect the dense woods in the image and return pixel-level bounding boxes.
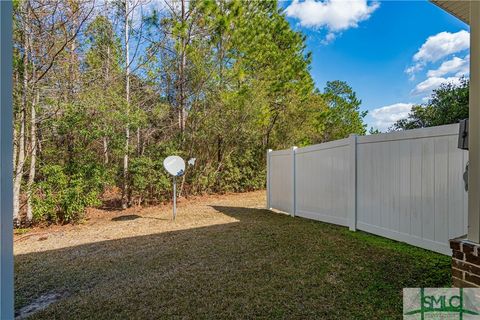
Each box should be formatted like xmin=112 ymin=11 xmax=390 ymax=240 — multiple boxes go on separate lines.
xmin=12 ymin=0 xmax=367 ymax=226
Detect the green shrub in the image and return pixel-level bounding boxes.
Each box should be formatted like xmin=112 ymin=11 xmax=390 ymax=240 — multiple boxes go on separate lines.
xmin=129 ymin=156 xmax=171 ymax=205
xmin=218 ymin=150 xmax=266 ymax=192
xmin=33 ymin=164 xmax=105 ymax=223
xmin=186 ymin=149 xmax=266 ymax=194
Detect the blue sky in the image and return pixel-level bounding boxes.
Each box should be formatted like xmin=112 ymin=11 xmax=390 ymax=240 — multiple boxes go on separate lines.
xmin=281 ymin=0 xmax=469 ymax=131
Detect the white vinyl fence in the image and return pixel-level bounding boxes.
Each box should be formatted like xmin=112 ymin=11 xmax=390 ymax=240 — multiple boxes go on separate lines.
xmin=267 ymin=124 xmax=468 ymax=255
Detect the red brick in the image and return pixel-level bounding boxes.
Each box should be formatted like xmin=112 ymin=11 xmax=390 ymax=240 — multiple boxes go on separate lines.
xmin=453 ymin=259 xmax=467 ymax=270
xmin=454 ymin=250 xmax=465 ymax=260
xmin=466 ymin=253 xmax=480 ymax=265
xmin=452 ymin=268 xmax=464 ymax=279
xmin=453 ymin=260 xmax=480 ymax=276
xmin=465 ymin=273 xmax=480 ymax=286
xmin=462 ymin=242 xmax=477 ymax=255
xmin=453 ymin=277 xmax=479 ymax=288
xmin=453 ymin=259 xmax=463 ymax=268
xmin=450 ymin=240 xmax=462 ymax=251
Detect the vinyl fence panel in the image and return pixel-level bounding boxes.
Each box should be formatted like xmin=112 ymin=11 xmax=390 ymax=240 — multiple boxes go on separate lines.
xmin=267 ymin=124 xmax=468 ymax=255
xmin=268 ymin=149 xmax=294 ymax=214
xmin=295 ymin=138 xmax=351 ymax=227
xmin=356 ymin=125 xmax=468 ymax=254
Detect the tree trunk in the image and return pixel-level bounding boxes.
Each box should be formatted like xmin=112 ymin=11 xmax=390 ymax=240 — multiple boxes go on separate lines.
xmin=178 ymin=0 xmax=186 ymax=133
xmin=13 ymin=26 xmax=29 ymax=224
xmin=137 ymin=127 xmax=141 ymax=156
xmin=13 ymin=108 xmax=26 ymax=225
xmin=68 ymin=1 xmax=78 ymax=97
xmin=122 ymin=0 xmax=131 ymax=209
xmin=104 ymin=41 xmax=110 ymax=165
xmin=103 ymin=136 xmax=109 ymax=165
xmin=13 ymin=72 xmax=18 ymax=169
xmin=26 ymin=89 xmax=38 ymax=223
xmin=13 ymin=126 xmax=17 ymax=172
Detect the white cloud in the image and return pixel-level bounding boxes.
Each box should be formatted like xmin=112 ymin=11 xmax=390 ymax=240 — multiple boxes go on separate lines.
xmin=322 ymin=32 xmax=337 ymax=44
xmin=427 ymin=55 xmax=469 ymax=78
xmin=405 ymin=64 xmax=422 ymax=75
xmin=412 ymin=76 xmax=462 ymax=95
xmin=404 ymin=31 xmax=470 ymax=97
xmin=405 ymin=63 xmax=423 ymax=81
xmin=413 ymin=30 xmax=470 ymax=64
xmin=370 ymin=103 xmax=413 ymax=131
xmin=285 ymin=0 xmax=379 ymax=42
xmin=405 ymin=30 xmax=469 ymax=78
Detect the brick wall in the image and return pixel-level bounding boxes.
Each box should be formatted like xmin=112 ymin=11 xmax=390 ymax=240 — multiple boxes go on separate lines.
xmin=451 ymin=238 xmax=480 ymax=287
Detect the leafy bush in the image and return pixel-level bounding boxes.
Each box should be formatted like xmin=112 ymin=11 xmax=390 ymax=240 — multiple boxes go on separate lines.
xmin=129 ymin=156 xmax=171 ymax=205
xmin=186 ymin=149 xmax=266 ymax=195
xmin=217 ymin=150 xmax=266 ymax=192
xmin=32 ymin=164 xmax=106 ymax=223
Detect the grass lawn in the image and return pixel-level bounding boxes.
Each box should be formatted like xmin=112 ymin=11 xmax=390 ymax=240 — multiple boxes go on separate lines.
xmin=15 ymin=191 xmax=451 ymax=319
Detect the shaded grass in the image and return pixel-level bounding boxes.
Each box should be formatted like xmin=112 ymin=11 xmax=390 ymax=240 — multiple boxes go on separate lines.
xmin=15 ymin=206 xmax=450 ymax=319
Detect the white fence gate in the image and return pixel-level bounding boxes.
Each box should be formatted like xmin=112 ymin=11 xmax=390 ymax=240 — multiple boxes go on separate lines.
xmin=267 ymin=124 xmax=468 ymax=255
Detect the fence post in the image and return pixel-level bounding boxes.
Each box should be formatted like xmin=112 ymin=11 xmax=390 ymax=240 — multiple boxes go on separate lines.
xmin=291 ymin=146 xmax=297 ymax=217
xmin=348 ymin=135 xmax=357 ymax=231
xmin=266 ymin=149 xmax=272 ymax=209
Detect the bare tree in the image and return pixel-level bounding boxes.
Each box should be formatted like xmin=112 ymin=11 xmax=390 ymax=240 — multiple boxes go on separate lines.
xmin=13 ymin=2 xmax=29 ymax=224
xmin=13 ymin=0 xmax=95 ymax=224
xmin=122 ymin=0 xmax=131 ymax=209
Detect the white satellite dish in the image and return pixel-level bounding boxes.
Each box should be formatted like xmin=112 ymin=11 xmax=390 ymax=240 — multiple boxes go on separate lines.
xmin=163 ymin=155 xmax=186 ymax=221
xmin=163 ymin=155 xmax=196 ymax=221
xmin=163 ymin=156 xmax=185 ymax=177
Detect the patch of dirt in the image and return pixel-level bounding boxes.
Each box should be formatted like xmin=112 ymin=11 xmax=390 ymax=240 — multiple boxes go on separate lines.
xmin=14 ymin=191 xmax=267 ymax=255
xmin=15 ymin=292 xmax=68 ymax=319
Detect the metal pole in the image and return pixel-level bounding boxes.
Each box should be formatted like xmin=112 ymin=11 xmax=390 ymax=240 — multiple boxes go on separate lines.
xmin=0 ymin=1 xmax=14 ymax=318
xmin=173 ymin=176 xmax=176 ymax=221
